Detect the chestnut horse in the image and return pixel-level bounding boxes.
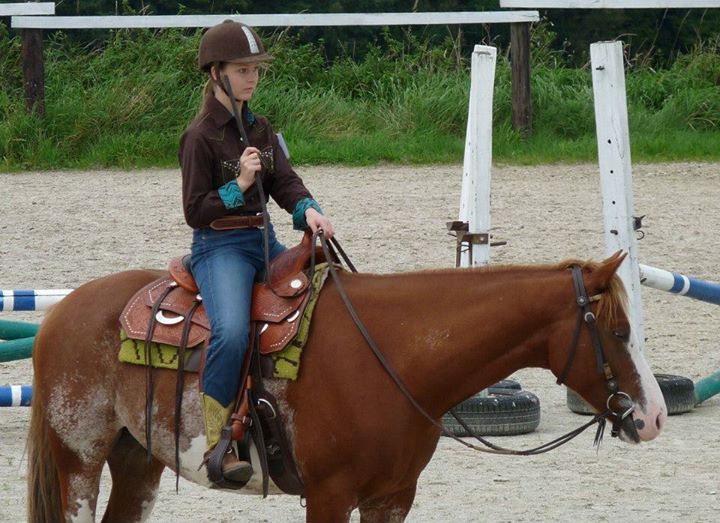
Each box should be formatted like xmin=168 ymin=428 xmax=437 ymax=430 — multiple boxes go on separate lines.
xmin=27 ymin=252 xmax=666 ymax=522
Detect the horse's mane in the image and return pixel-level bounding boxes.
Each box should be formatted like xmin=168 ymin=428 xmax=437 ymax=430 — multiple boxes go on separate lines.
xmin=473 ymin=258 xmax=629 ymax=328
xmin=363 ymin=258 xmax=629 ymax=329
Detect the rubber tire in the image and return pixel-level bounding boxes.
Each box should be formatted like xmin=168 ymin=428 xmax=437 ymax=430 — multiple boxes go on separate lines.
xmin=488 ymin=379 xmax=521 ymax=393
xmin=655 ymin=373 xmax=696 ymax=415
xmin=442 ymin=389 xmax=541 ymax=437
xmin=566 ymin=373 xmax=696 ymax=416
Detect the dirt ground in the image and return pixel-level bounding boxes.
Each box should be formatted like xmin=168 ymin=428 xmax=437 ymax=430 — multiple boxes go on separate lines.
xmin=1 ymin=162 xmax=719 ymax=522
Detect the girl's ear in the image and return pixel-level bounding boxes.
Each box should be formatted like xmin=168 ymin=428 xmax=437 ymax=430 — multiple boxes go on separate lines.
xmin=210 ymin=64 xmax=220 ymax=82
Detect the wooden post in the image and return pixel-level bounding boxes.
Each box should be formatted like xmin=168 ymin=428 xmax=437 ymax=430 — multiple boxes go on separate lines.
xmin=459 ymin=45 xmax=497 ymax=268
xmin=510 ymin=22 xmax=532 ymax=136
xmin=591 ymin=40 xmax=646 ymax=351
xmin=21 ymin=28 xmax=45 ymax=116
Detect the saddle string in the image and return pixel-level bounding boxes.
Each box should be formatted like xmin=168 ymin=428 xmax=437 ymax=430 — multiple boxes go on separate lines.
xmin=173 ymin=297 xmax=202 ymax=492
xmin=143 ymin=283 xmax=176 ymax=461
xmin=316 ymin=233 xmax=612 ymax=456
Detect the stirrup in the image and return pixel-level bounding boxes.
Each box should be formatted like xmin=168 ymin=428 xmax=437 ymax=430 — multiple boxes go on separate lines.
xmin=206 ymin=426 xmax=253 ymax=490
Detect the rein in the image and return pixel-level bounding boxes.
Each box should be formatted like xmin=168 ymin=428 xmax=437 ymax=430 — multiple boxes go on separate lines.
xmin=314 ymin=234 xmax=631 ymax=455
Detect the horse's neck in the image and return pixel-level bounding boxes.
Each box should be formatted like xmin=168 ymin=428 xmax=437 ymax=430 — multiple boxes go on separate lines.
xmin=356 ymin=268 xmax=566 ymax=416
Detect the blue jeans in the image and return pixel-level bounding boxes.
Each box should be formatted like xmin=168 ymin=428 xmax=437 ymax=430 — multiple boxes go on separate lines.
xmin=191 ymin=224 xmax=285 ymax=407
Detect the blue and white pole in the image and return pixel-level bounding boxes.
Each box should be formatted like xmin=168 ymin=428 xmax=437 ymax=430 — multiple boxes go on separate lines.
xmin=0 ymin=289 xmax=73 ymax=311
xmin=639 ymin=264 xmax=720 ymax=306
xmin=0 ymin=385 xmax=32 ymax=407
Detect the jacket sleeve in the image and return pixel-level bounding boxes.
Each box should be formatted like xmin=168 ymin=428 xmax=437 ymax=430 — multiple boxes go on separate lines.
xmin=180 ymin=128 xmax=235 ymax=229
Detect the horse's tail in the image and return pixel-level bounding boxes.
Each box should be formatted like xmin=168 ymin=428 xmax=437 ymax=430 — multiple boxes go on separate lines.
xmin=26 ymin=360 xmax=63 ymax=523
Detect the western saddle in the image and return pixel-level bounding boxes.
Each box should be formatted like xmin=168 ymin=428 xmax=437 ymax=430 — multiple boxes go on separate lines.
xmin=119 ymin=229 xmax=330 ymax=495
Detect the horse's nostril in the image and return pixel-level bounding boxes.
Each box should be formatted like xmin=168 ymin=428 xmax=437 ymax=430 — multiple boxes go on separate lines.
xmin=656 ymin=413 xmax=665 ymax=430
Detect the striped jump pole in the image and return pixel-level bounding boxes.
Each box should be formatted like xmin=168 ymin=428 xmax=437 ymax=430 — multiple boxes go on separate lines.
xmin=0 ymin=289 xmax=73 ymax=311
xmin=637 ymin=266 xmax=720 ymax=404
xmin=0 ymin=385 xmax=32 ymax=406
xmin=639 ymin=264 xmax=720 ymax=306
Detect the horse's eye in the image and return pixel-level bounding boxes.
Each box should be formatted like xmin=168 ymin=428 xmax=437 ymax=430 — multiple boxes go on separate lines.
xmin=612 ymin=328 xmax=630 ymax=341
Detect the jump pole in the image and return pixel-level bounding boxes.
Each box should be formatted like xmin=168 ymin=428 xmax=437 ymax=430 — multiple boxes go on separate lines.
xmin=0 ymin=385 xmax=32 ymax=407
xmin=0 ymin=318 xmax=40 ymax=339
xmin=0 ymin=289 xmax=73 ymax=311
xmin=0 ymin=336 xmax=35 ymax=362
xmin=637 ymin=264 xmax=720 ymax=403
xmin=638 ymin=264 xmax=720 ymax=306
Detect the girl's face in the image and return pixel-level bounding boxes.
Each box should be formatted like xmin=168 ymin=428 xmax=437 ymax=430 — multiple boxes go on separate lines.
xmin=217 ymin=62 xmax=261 ymax=102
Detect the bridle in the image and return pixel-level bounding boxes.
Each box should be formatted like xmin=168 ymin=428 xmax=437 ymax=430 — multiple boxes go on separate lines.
xmin=315 ymin=239 xmax=638 ymax=455
xmin=555 ymin=265 xmax=636 ymax=441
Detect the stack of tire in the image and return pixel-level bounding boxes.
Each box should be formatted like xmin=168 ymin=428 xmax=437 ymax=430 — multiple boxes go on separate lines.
xmin=442 ymin=380 xmax=541 ymax=437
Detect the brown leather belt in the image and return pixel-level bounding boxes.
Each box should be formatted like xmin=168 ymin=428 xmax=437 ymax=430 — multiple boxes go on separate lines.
xmin=210 ymin=215 xmax=264 ymax=230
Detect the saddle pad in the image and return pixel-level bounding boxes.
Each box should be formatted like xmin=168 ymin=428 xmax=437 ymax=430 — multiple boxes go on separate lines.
xmin=118 ymin=329 xmax=202 ymax=372
xmin=268 ymin=263 xmax=330 ymax=380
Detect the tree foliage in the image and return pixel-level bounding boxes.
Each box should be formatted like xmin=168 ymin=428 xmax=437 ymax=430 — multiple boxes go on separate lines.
xmin=42 ymin=1 xmax=720 ymax=66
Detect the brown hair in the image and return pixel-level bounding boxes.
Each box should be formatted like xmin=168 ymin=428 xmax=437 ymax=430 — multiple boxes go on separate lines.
xmin=192 ymin=78 xmax=216 ymax=122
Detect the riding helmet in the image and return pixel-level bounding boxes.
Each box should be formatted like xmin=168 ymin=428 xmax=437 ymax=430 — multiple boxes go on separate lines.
xmin=198 ymin=20 xmax=272 ymax=70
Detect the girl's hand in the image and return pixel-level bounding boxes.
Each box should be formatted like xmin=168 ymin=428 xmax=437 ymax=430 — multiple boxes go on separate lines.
xmin=237 ymin=147 xmax=261 ymax=191
xmin=305 ymin=208 xmax=335 ymax=239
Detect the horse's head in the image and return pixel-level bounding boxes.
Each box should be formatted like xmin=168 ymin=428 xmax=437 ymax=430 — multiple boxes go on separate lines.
xmin=549 ymin=252 xmax=667 ymax=443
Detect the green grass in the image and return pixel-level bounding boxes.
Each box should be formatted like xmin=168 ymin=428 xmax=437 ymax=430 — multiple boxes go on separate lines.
xmin=0 ymin=25 xmax=718 ymax=171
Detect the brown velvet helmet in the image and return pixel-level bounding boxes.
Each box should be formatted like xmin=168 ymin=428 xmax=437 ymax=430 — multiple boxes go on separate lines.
xmin=198 ymin=20 xmax=272 ymax=71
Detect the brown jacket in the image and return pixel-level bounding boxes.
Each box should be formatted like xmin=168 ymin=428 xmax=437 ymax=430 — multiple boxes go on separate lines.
xmin=179 ymin=95 xmax=313 ymax=229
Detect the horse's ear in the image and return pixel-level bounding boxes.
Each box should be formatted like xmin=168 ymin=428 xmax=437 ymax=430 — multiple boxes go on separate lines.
xmin=585 ymin=251 xmax=627 ymax=293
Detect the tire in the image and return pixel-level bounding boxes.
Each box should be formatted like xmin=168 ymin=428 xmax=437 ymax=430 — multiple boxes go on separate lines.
xmin=655 ymin=374 xmax=695 ymax=415
xmin=566 ymin=373 xmax=696 ymax=416
xmin=488 ymin=379 xmax=521 ymax=393
xmin=442 ymin=389 xmax=541 ymax=437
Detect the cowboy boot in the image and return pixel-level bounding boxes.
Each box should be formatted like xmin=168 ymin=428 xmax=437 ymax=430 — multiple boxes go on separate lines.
xmin=201 ymin=393 xmax=253 ymax=484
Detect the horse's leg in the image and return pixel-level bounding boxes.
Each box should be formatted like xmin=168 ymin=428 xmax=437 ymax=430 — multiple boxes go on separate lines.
xmin=358 ymin=484 xmax=417 ymax=523
xmin=101 ymin=429 xmax=165 ymax=523
xmin=45 ymin=431 xmax=113 ymax=522
xmin=304 ymin=483 xmax=359 ymax=523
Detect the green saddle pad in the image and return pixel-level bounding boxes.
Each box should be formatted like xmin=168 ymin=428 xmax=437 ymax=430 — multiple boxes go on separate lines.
xmin=118 ymin=263 xmax=331 ymax=380
xmin=118 ymin=329 xmax=201 ymax=371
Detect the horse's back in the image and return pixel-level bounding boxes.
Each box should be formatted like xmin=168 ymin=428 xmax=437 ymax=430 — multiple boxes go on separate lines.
xmin=36 ymin=269 xmax=162 ymax=351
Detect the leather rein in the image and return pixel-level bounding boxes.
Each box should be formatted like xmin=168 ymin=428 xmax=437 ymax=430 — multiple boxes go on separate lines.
xmin=314 ymin=233 xmax=636 ymax=455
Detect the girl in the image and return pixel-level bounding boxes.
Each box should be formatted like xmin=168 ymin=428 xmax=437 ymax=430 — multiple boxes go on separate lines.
xmin=179 ymin=20 xmax=334 ymax=486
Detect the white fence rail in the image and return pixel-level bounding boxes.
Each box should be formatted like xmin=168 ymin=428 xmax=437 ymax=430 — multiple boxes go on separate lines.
xmin=0 ymin=2 xmax=54 ymax=16
xmin=12 ymin=11 xmax=540 ymax=29
xmin=500 ymin=1 xmax=720 ymax=8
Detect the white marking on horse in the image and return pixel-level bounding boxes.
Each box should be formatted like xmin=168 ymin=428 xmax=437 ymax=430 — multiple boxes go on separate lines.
xmin=47 ymin=373 xmax=116 ymax=463
xmin=625 ymin=332 xmax=667 ymax=441
xmin=139 ymin=487 xmax=159 ymax=522
xmin=68 ymin=498 xmax=94 ymax=522
xmin=178 ymin=434 xmax=212 ymax=486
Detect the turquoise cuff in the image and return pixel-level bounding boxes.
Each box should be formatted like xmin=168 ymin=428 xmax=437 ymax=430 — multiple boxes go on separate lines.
xmin=292 ymin=198 xmax=323 ymax=230
xmin=218 ymin=180 xmax=245 ymax=209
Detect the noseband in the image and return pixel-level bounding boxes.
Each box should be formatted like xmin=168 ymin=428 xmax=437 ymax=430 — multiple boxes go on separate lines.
xmin=556 ymin=265 xmax=635 ymax=439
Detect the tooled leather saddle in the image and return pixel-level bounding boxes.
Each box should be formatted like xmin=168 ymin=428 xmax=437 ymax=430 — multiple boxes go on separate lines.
xmin=121 ymin=229 xmax=326 ymax=362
